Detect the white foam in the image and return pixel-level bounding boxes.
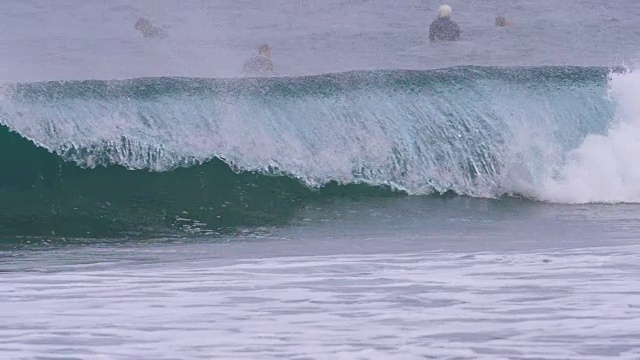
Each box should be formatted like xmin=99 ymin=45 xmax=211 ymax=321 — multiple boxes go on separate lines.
xmin=541 ymin=69 xmax=640 ymax=204
xmin=3 ymin=244 xmax=640 ymax=359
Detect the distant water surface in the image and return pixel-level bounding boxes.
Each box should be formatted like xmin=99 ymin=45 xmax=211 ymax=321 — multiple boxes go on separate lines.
xmin=0 ymin=0 xmax=638 ymax=81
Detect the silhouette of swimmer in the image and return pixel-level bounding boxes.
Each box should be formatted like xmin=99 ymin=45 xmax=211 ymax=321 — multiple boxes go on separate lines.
xmin=429 ymin=4 xmax=460 ymax=42
xmin=135 ymin=18 xmax=167 ymax=39
xmin=243 ymin=44 xmax=274 ymax=76
xmin=495 ymin=16 xmax=514 ymax=27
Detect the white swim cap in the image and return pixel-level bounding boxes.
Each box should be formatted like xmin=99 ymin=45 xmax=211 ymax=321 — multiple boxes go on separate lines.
xmin=439 ymin=4 xmax=452 ymax=18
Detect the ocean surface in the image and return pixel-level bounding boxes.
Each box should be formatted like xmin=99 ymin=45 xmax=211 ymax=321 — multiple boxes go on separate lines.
xmin=2 ymin=0 xmax=640 ymax=359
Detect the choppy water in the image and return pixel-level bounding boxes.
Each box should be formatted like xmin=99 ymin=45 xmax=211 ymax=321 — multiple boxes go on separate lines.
xmin=2 ymin=0 xmax=640 ymax=359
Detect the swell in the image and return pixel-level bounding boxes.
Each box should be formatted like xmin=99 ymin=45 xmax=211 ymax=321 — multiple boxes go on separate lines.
xmin=0 ymin=66 xmax=626 ymax=237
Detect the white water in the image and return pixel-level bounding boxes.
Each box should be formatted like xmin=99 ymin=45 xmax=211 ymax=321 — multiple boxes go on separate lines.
xmin=3 ymin=243 xmax=640 ymax=359
xmin=542 ymin=69 xmax=640 ymax=204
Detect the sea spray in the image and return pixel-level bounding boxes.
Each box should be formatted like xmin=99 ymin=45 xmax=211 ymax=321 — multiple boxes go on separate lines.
xmin=542 ymin=68 xmax=640 ymax=203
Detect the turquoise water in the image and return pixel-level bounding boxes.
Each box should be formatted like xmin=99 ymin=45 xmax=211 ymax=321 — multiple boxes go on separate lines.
xmin=2 ymin=0 xmax=640 ymax=358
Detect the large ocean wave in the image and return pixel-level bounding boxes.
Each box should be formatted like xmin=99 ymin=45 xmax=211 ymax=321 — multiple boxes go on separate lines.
xmin=1 ymin=66 xmax=637 ymax=236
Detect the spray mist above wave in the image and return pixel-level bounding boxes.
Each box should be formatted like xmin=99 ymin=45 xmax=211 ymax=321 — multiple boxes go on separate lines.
xmin=0 ymin=66 xmax=623 ymax=201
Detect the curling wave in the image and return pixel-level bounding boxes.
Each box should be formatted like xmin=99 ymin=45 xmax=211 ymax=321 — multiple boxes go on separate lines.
xmin=1 ymin=65 xmax=636 ymax=236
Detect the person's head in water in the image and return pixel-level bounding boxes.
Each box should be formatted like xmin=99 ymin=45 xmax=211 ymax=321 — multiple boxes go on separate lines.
xmin=244 ymin=44 xmax=274 ymax=75
xmin=135 ymin=18 xmax=150 ymax=31
xmin=438 ymin=4 xmax=452 ymax=18
xmin=429 ymin=4 xmax=460 ymax=42
xmin=258 ymin=44 xmax=272 ymax=59
xmin=495 ymin=16 xmax=513 ymax=27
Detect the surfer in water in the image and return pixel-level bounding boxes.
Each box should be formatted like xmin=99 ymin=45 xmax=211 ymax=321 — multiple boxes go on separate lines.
xmin=243 ymin=44 xmax=274 ymax=76
xmin=429 ymin=4 xmax=460 ymax=42
xmin=134 ymin=17 xmax=167 ymax=39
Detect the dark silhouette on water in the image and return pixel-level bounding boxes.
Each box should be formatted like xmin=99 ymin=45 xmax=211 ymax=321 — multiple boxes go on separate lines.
xmin=495 ymin=16 xmax=514 ymax=27
xmin=135 ymin=18 xmax=167 ymax=39
xmin=429 ymin=4 xmax=460 ymax=42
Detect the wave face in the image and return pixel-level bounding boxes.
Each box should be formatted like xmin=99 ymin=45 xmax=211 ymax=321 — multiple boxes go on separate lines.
xmin=0 ymin=66 xmax=634 ymax=236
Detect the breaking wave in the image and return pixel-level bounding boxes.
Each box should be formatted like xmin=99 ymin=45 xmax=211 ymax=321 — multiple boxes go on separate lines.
xmin=1 ymin=65 xmax=636 ymax=236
